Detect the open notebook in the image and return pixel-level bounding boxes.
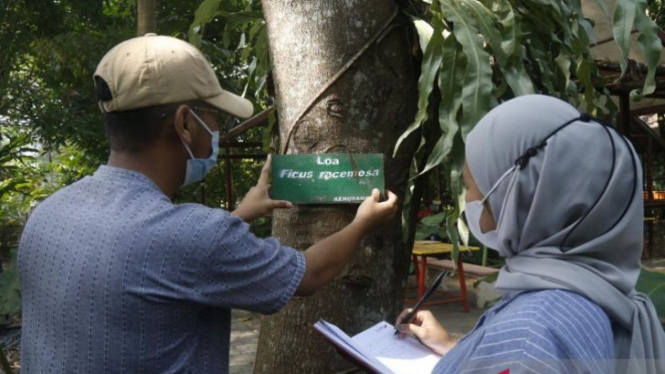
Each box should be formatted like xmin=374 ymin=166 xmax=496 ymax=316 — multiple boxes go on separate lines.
xmin=313 ymin=319 xmax=441 ymax=374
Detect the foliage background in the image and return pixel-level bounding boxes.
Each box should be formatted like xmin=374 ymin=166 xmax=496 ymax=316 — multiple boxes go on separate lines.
xmin=1 ymin=0 xmax=665 ymax=371
xmin=1 ymin=0 xmax=665 ymax=329
xmin=2 ymin=0 xmax=664 ymax=245
xmin=0 ymin=0 xmax=270 ymax=237
xmin=1 ymin=0 xmax=664 ymax=297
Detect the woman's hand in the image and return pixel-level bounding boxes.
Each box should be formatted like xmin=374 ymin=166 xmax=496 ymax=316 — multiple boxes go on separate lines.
xmin=395 ymin=309 xmax=457 ymax=356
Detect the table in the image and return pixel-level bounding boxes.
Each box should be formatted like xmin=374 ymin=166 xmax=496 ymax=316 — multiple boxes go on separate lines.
xmin=407 ymin=241 xmax=482 ymax=312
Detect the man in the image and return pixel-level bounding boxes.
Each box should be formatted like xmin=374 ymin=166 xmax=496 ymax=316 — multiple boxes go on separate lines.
xmin=18 ymin=34 xmax=398 ymax=373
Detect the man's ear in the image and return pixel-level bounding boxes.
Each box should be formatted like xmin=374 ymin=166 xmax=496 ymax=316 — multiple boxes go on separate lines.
xmin=173 ymin=105 xmax=193 ymax=144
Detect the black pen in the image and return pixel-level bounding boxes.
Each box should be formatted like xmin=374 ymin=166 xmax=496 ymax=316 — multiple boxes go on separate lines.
xmin=394 ymin=270 xmax=449 ymax=335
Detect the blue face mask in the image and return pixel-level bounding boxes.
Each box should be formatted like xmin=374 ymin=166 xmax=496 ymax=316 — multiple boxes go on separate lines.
xmin=180 ymin=109 xmax=220 ymax=187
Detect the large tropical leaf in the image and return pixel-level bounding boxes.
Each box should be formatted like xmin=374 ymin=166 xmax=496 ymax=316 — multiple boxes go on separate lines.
xmin=612 ymin=0 xmax=662 ymax=98
xmin=469 ymin=0 xmax=534 ymax=96
xmin=188 ymin=0 xmax=224 ymax=47
xmin=394 ymin=17 xmax=446 ymax=155
xmin=614 ymin=0 xmax=638 ymax=74
xmin=395 ymin=0 xmax=662 ymax=260
xmin=438 ymin=0 xmax=493 ymax=139
xmin=632 ymin=0 xmax=663 ymax=98
xmin=419 ymin=34 xmax=465 ymax=176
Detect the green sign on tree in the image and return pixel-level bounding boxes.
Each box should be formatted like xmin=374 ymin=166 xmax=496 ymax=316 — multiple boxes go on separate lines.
xmin=271 ymin=154 xmax=385 ymax=204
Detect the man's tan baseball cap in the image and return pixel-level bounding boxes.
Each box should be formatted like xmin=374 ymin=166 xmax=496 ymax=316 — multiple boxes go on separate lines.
xmin=94 ymin=34 xmax=253 ymax=118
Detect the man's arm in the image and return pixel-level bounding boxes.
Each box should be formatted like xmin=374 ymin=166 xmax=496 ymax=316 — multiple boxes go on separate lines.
xmin=295 ymin=188 xmax=398 ymax=296
xmin=231 ymin=155 xmax=398 ymax=296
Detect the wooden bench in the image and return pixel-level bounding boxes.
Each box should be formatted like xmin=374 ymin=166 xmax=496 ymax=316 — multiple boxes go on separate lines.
xmin=426 ymin=258 xmax=499 ymax=278
xmin=425 ymin=258 xmax=500 ymax=310
xmin=408 ymin=241 xmax=490 ymax=312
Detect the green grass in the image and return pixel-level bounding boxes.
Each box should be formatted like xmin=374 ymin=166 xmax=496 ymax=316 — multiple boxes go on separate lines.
xmin=636 ymin=269 xmax=665 ymax=325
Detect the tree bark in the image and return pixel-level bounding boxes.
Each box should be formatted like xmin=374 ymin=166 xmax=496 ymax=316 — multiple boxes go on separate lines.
xmin=137 ymin=0 xmax=157 ymax=36
xmin=254 ymin=1 xmax=420 ymax=372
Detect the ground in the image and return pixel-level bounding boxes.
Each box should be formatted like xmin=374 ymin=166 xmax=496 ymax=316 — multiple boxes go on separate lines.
xmin=2 ymin=258 xmax=664 ymax=373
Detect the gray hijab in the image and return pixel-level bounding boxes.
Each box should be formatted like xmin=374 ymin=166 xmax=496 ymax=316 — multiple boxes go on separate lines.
xmin=465 ymin=95 xmax=665 ymax=373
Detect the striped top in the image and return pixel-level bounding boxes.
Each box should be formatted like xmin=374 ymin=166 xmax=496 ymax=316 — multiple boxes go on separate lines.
xmin=18 ymin=165 xmax=306 ymax=373
xmin=432 ymin=289 xmax=614 ymax=374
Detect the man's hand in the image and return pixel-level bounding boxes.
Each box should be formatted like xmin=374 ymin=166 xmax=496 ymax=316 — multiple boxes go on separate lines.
xmin=351 ymin=189 xmax=398 ymax=233
xmin=231 ymin=155 xmax=292 ymax=223
xmin=296 ymin=188 xmax=398 ymax=296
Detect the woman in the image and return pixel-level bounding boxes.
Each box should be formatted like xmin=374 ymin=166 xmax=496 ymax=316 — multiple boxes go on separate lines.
xmin=397 ymin=95 xmax=665 ymax=373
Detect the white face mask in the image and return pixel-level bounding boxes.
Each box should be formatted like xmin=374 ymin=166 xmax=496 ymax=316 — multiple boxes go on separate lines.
xmin=464 ymin=166 xmax=516 ymax=250
xmin=465 ymin=199 xmax=501 ymax=250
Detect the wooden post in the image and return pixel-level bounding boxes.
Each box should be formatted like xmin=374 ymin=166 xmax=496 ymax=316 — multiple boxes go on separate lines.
xmin=137 ymin=0 xmax=157 ymax=36
xmin=619 ymin=93 xmax=631 ymax=137
xmin=647 ymin=137 xmax=654 ymax=201
xmin=647 ymin=137 xmax=654 ymax=258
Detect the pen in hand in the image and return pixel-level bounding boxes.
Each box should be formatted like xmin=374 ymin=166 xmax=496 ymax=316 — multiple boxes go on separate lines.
xmin=394 ymin=270 xmax=449 ymax=335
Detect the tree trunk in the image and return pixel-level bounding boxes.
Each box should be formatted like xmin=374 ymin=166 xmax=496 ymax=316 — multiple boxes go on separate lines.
xmin=254 ymin=1 xmax=420 ymax=373
xmin=137 ymin=0 xmax=157 ymax=36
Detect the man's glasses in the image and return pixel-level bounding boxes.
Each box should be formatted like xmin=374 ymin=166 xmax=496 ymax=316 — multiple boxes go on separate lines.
xmin=193 ymin=106 xmax=221 ymax=115
xmin=193 ymin=106 xmax=235 ymax=130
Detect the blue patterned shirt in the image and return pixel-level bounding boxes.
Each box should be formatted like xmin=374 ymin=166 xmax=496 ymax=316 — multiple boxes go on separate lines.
xmin=18 ymin=165 xmax=306 ymax=373
xmin=432 ymin=289 xmax=614 ymax=374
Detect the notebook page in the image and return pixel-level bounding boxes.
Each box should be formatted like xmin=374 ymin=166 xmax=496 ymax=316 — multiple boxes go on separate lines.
xmin=351 ymin=321 xmax=441 ymax=374
xmin=314 ymin=320 xmax=393 ymax=373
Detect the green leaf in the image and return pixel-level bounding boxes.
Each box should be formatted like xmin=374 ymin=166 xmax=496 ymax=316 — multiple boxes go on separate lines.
xmin=223 ymin=11 xmax=263 ymax=49
xmin=522 ymin=26 xmax=556 ymax=93
xmin=415 ymin=226 xmax=444 ymax=240
xmin=196 ymin=0 xmax=224 ymax=24
xmin=396 ymin=0 xmax=662 ymax=267
xmin=402 ymin=158 xmax=420 ymax=243
xmin=393 ymin=18 xmax=445 ymax=156
xmin=439 ymin=0 xmax=493 ymax=139
xmin=411 ymin=18 xmax=435 ymax=53
xmin=188 ymin=0 xmax=223 ymax=47
xmin=631 ymin=0 xmax=662 ymax=98
xmin=416 ymin=211 xmax=449 ymax=241
xmin=224 ymin=11 xmax=263 ymax=23
xmin=529 ymin=0 xmax=563 ymax=18
xmin=555 ymin=53 xmax=572 ymax=92
xmin=420 ymin=211 xmax=448 ymax=226
xmin=577 ymin=55 xmax=598 ymax=113
xmin=262 ymin=108 xmax=276 ymax=153
xmin=490 ymin=0 xmax=535 ymax=96
xmin=442 ymin=132 xmax=466 ymax=263
xmin=420 ymin=136 xmax=447 ymax=177
xmin=248 ymin=18 xmax=264 ymax=41
xmin=458 ymin=215 xmax=469 ymax=248
xmin=419 ymin=34 xmax=465 ymax=177
xmin=613 ymin=0 xmax=637 ymax=74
